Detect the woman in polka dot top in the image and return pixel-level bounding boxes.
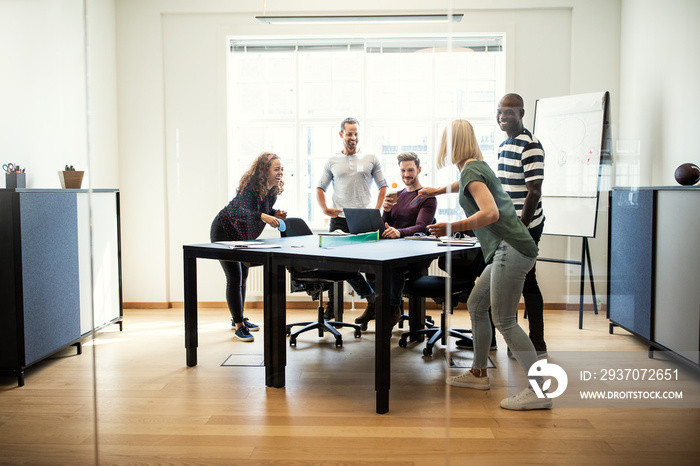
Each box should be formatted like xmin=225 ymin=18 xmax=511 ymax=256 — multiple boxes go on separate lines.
xmin=210 ymin=152 xmax=287 ymax=341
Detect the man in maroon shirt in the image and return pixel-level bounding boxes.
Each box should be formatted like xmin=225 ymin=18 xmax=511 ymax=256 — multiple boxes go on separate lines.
xmin=381 ymin=152 xmax=437 ymax=239
xmin=354 ymin=152 xmax=437 ymax=325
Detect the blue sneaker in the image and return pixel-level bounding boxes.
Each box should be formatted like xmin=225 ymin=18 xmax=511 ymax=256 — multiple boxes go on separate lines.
xmin=234 ymin=326 xmax=254 ymax=342
xmin=243 ymin=317 xmax=259 ymax=332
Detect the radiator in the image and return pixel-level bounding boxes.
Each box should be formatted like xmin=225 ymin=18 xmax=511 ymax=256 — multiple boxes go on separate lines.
xmin=246 ymin=265 xmax=266 ymax=298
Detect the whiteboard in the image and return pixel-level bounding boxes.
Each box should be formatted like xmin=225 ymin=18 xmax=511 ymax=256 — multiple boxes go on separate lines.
xmin=534 ymin=91 xmax=608 ymax=237
xmin=540 ymin=196 xmax=599 ymax=238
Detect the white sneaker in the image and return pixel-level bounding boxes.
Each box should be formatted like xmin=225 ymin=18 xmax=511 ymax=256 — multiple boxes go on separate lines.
xmin=446 ymin=371 xmax=490 ymax=390
xmin=500 ymin=387 xmax=552 ymax=410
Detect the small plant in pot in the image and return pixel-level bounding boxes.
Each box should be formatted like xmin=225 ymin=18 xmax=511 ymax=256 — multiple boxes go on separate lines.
xmin=58 ymin=165 xmax=85 ymax=189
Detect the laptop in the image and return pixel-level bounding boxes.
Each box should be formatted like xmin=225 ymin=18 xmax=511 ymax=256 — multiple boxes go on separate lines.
xmin=343 ymin=208 xmax=386 ymax=235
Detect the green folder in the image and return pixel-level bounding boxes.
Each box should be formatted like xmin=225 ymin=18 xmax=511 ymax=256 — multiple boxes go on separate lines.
xmin=319 ymin=231 xmax=380 ymax=248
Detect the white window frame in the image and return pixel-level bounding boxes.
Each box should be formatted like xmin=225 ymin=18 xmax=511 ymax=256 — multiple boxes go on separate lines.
xmin=227 ymin=34 xmax=505 ymax=229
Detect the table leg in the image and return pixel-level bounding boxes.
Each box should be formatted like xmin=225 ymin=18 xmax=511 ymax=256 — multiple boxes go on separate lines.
xmin=333 ymin=281 xmax=344 ymax=321
xmin=374 ymin=267 xmax=390 ymax=414
xmin=184 ymin=253 xmax=198 ymax=367
xmin=264 ymin=261 xmax=287 ymax=388
xmin=408 ymin=294 xmax=427 ymax=342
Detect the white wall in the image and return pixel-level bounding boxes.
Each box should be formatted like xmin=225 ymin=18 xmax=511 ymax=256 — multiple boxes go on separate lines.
xmin=85 ymin=0 xmax=119 ymax=189
xmin=618 ymin=0 xmax=700 ymax=187
xmin=1 ymin=0 xmax=87 ymax=187
xmin=114 ymin=0 xmax=623 ymax=305
xmin=18 ymin=1 xmax=698 ymax=307
xmin=0 ymin=0 xmax=118 ymax=189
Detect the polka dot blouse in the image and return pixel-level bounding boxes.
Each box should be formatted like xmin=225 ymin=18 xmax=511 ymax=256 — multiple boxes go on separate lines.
xmin=215 ymin=184 xmax=278 ymax=241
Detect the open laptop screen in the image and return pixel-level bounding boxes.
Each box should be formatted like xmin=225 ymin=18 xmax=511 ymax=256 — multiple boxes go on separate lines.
xmin=343 ymin=208 xmax=385 ymax=235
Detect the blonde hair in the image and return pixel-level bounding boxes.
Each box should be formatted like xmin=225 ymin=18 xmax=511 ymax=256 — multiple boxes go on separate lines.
xmin=436 ymin=120 xmax=483 ymax=168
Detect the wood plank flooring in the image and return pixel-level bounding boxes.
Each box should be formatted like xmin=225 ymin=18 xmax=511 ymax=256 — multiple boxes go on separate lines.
xmin=1 ymin=305 xmax=699 ymax=465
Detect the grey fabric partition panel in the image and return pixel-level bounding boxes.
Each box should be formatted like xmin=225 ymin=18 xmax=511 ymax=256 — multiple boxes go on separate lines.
xmin=20 ymin=192 xmax=81 ymax=364
xmin=608 ymin=189 xmax=654 ymax=339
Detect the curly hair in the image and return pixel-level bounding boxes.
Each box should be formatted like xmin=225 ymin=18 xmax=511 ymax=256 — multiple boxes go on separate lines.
xmin=236 ymin=152 xmax=284 ymax=198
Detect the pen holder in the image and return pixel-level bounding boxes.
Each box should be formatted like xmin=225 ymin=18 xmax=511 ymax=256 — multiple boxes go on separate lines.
xmin=58 ymin=170 xmax=84 ymax=189
xmin=6 ymin=172 xmax=26 ymax=189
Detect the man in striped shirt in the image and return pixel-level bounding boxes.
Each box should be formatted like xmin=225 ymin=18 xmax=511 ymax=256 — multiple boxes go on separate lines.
xmin=497 ymin=93 xmax=547 ymax=357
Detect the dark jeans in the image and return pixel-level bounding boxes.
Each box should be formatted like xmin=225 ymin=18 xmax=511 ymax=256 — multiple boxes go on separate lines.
xmin=210 ymin=218 xmax=249 ymax=324
xmin=333 ymin=217 xmax=421 ymax=306
xmin=524 ymin=221 xmax=546 ymax=352
xmin=326 ymin=217 xmax=375 ymax=312
xmin=390 ymin=262 xmax=430 ymax=306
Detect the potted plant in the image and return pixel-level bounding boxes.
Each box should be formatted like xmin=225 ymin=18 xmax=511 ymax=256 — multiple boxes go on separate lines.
xmin=58 ymin=165 xmax=84 ymax=189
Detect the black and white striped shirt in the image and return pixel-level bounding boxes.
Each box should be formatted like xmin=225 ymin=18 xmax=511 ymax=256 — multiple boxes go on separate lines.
xmin=497 ymin=128 xmax=545 ymax=229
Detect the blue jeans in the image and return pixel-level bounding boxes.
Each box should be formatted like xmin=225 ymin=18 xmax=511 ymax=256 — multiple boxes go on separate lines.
xmin=389 ymin=261 xmax=430 ymax=306
xmin=467 ymin=241 xmax=539 ymax=379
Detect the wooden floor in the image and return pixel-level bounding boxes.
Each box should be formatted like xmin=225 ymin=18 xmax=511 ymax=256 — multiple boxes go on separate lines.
xmin=1 ymin=305 xmax=699 ymax=465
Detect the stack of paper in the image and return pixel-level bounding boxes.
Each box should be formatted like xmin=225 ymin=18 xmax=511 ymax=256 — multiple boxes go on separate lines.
xmin=438 ymin=236 xmax=479 ymax=246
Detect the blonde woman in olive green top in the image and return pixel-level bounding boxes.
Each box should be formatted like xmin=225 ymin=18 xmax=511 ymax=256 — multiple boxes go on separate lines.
xmin=424 ymin=119 xmax=551 ymax=411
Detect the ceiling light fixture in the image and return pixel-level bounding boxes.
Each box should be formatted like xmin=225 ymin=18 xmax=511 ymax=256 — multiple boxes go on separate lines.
xmin=255 ymin=14 xmax=464 ymax=25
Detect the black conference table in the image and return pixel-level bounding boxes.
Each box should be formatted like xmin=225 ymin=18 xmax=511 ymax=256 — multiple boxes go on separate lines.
xmin=183 ymin=234 xmax=478 ymax=414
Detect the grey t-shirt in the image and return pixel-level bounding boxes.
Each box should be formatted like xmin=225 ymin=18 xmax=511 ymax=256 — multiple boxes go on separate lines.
xmin=317 ymin=149 xmax=387 ymax=217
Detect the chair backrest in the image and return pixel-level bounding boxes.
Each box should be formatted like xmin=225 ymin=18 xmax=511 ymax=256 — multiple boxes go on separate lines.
xmin=281 ymin=217 xmax=313 ymax=237
xmin=438 ymin=248 xmax=485 ymax=281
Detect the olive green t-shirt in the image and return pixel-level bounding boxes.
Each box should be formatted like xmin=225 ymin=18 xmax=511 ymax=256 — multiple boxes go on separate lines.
xmin=458 ymin=160 xmax=538 ymax=263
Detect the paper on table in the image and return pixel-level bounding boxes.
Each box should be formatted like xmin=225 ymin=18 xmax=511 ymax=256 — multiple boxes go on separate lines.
xmin=216 ymin=241 xmax=282 ymax=249
xmin=404 ymin=235 xmax=440 ymax=241
xmin=317 ymin=230 xmax=352 ymax=236
xmin=216 ymin=241 xmax=260 ymax=246
xmin=438 ymin=237 xmax=479 ymax=246
xmin=233 ymin=244 xmax=281 ymax=249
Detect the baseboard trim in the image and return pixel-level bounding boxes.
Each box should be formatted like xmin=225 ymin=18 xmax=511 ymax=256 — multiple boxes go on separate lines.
xmin=125 ymin=301 xmax=605 ymax=312
xmin=123 ymin=302 xmax=174 ymax=309
xmin=563 ymin=302 xmax=607 ymax=312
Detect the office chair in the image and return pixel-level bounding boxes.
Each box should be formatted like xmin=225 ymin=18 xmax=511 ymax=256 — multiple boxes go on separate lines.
xmin=397 ymin=275 xmax=475 ymax=356
xmin=397 ymin=301 xmax=435 ymax=329
xmin=282 ymin=218 xmax=362 ymax=347
xmin=397 ymin=262 xmax=435 ymax=330
xmin=398 ymin=247 xmax=484 ymax=357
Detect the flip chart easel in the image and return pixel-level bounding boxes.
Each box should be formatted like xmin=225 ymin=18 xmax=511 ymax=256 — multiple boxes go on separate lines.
xmin=533 ymin=91 xmax=610 ymax=328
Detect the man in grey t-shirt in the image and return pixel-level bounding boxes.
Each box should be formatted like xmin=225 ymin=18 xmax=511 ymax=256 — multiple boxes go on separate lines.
xmin=316 ymin=117 xmax=388 ymax=321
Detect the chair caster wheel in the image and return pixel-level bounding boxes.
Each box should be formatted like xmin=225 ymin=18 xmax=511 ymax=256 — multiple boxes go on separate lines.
xmin=398 ymin=337 xmax=408 ymax=348
xmin=289 ymin=337 xmax=297 ymax=347
xmin=360 ymin=322 xmax=368 ymax=331
xmin=335 ymin=340 xmax=343 ymax=348
xmin=354 ymin=329 xmax=362 ymax=338
xmin=423 ymin=347 xmax=433 ymax=357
